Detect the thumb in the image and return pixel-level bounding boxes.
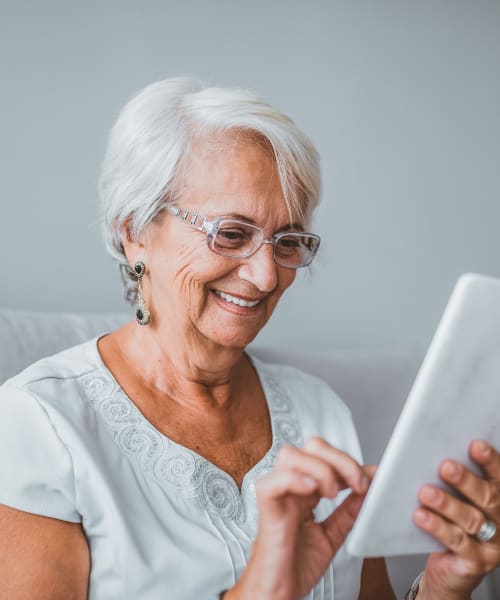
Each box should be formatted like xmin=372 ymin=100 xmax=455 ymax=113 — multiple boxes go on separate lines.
xmin=321 ymin=493 xmax=364 ymax=550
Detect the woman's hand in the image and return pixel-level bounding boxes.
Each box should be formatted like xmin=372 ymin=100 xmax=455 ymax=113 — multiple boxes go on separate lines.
xmin=415 ymin=440 xmax=500 ymax=600
xmin=226 ymin=438 xmax=372 ymax=600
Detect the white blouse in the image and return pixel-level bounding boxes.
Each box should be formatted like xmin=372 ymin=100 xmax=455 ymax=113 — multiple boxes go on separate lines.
xmin=0 ymin=338 xmax=363 ymax=599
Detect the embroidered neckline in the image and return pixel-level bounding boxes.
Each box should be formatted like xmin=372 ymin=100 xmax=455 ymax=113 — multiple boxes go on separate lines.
xmin=78 ymin=343 xmax=303 ymax=524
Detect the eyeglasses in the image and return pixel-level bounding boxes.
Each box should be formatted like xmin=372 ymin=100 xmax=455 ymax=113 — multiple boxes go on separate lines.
xmin=165 ymin=205 xmax=320 ymax=269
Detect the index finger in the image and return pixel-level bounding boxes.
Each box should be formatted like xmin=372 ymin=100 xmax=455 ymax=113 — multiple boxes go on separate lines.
xmin=302 ymin=437 xmax=370 ymax=494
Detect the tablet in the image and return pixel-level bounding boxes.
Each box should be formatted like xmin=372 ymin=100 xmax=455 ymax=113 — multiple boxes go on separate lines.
xmin=346 ymin=273 xmax=500 ymax=557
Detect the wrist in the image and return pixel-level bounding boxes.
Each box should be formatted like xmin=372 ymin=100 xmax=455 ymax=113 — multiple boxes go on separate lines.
xmin=403 ymin=571 xmax=424 ymax=600
xmin=221 ymin=577 xmax=265 ymax=600
xmin=414 ymin=574 xmax=471 ymax=600
xmin=219 ymin=565 xmax=261 ymax=600
xmin=220 ymin=555 xmax=291 ymax=600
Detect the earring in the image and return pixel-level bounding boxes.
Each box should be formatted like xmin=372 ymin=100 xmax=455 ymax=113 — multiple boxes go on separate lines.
xmin=134 ymin=261 xmax=151 ymax=326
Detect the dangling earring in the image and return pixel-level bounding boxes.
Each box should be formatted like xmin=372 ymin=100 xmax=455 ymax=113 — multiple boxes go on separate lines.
xmin=134 ymin=261 xmax=151 ymax=326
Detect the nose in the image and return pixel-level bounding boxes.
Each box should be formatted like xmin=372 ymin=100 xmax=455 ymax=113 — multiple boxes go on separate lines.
xmin=237 ymin=242 xmax=278 ymax=293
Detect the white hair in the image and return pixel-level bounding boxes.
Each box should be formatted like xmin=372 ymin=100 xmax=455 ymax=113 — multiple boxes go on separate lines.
xmin=98 ymin=77 xmax=321 ymax=302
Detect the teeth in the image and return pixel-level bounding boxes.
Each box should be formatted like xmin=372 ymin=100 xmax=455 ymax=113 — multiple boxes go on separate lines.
xmin=214 ymin=290 xmax=260 ymax=308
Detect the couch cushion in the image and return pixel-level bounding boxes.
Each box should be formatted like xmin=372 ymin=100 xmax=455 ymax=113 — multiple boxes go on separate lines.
xmin=0 ymin=309 xmax=128 ymax=384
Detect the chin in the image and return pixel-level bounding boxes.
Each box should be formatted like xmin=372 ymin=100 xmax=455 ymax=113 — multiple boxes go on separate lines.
xmin=203 ymin=324 xmax=264 ymax=351
xmin=215 ymin=333 xmax=259 ymax=351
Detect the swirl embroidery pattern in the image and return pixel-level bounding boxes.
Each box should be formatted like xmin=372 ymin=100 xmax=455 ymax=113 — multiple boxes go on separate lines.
xmin=78 ymin=362 xmax=302 ymax=524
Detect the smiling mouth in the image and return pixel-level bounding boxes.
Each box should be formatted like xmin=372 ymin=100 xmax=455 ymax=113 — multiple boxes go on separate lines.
xmin=212 ymin=289 xmax=261 ymax=308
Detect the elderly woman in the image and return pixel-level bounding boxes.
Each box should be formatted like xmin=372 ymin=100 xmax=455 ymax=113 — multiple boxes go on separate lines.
xmin=0 ymin=78 xmax=499 ymax=600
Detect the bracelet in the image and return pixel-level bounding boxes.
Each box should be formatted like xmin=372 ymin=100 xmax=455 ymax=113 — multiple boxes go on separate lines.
xmin=402 ymin=571 xmax=424 ymax=600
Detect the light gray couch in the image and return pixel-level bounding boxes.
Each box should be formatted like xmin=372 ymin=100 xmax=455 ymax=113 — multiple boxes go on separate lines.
xmin=0 ymin=309 xmax=497 ymax=599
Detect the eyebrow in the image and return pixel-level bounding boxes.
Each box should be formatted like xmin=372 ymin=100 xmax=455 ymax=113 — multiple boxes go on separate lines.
xmin=219 ymin=212 xmax=305 ymax=233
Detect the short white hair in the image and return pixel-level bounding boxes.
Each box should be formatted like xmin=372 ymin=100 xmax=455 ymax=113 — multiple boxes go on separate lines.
xmin=99 ymin=77 xmax=321 ymax=302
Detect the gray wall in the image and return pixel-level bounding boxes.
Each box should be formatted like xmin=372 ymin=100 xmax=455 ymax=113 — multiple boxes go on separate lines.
xmin=1 ymin=0 xmax=499 ymax=353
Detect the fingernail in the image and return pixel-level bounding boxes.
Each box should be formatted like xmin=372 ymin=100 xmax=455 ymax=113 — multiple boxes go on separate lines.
xmin=443 ymin=461 xmax=460 ymax=480
xmin=476 ymin=440 xmax=491 ymax=457
xmin=302 ymin=476 xmax=316 ymax=487
xmin=415 ymin=509 xmax=430 ymax=523
xmin=421 ymin=487 xmax=439 ymax=503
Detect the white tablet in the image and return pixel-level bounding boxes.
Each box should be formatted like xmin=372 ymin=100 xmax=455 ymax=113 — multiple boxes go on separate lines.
xmin=346 ymin=273 xmax=500 ymax=557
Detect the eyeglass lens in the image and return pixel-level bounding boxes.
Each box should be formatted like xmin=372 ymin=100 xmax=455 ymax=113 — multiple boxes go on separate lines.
xmin=209 ymin=219 xmax=319 ymax=268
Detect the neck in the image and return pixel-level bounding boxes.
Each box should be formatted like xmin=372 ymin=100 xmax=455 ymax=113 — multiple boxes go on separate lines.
xmin=104 ymin=321 xmax=250 ymax=411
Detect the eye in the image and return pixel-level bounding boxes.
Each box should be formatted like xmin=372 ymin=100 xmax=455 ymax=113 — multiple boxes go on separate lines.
xmin=277 ymin=236 xmax=300 ymax=248
xmin=275 ymin=235 xmax=302 ymax=256
xmin=215 ymin=227 xmax=253 ymax=249
xmin=219 ymin=229 xmax=246 ymax=241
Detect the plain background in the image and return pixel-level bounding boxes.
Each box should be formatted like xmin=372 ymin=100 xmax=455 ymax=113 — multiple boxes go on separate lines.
xmin=1 ymin=0 xmax=499 ymax=353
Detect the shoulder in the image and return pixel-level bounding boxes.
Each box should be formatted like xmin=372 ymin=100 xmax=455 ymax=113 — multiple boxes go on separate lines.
xmin=0 ymin=338 xmax=104 ymax=435
xmin=0 ymin=342 xmax=104 ymax=522
xmin=5 ymin=337 xmax=101 ymax=390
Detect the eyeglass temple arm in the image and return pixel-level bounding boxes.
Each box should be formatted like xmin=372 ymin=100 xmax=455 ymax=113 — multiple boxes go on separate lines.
xmin=165 ymin=205 xmax=214 ymax=234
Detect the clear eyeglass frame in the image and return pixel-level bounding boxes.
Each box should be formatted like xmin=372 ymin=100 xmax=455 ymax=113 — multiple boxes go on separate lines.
xmin=165 ymin=205 xmax=320 ymax=269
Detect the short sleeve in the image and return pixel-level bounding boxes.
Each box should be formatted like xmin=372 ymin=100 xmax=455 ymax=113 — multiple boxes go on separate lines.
xmin=0 ymin=384 xmax=81 ymax=522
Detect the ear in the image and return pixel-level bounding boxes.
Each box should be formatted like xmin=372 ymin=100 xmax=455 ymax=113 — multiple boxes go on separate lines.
xmin=120 ymin=219 xmax=146 ymax=267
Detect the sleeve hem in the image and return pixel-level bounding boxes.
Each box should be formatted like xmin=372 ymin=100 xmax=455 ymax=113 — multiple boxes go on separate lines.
xmin=0 ymin=496 xmax=81 ymax=523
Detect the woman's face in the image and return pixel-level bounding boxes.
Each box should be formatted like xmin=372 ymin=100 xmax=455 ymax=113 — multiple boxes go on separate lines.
xmin=131 ymin=136 xmax=298 ymax=351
